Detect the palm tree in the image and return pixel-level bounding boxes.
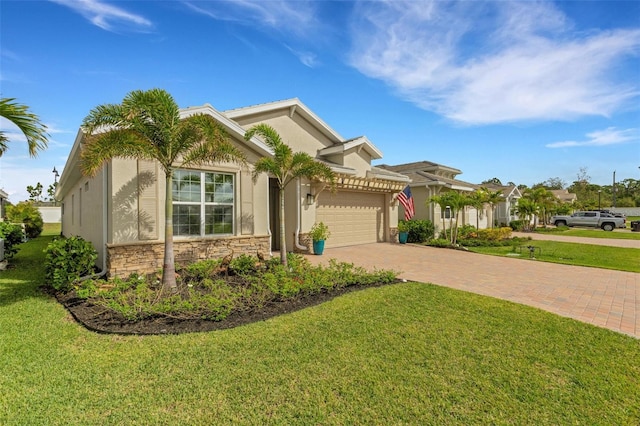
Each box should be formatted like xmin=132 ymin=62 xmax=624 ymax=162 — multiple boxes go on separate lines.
xmin=0 ymin=97 xmax=48 ymax=157
xmin=514 ymin=198 xmax=537 ymax=231
xmin=523 ymin=187 xmax=554 ymax=228
xmin=80 ymin=88 xmax=246 ymax=291
xmin=468 ymin=189 xmax=488 ymax=229
xmin=244 ymin=123 xmax=336 ymax=267
xmin=429 ymin=191 xmax=469 ymax=244
xmin=428 ymin=194 xmax=448 ymax=239
xmin=481 ymin=187 xmax=503 ymax=228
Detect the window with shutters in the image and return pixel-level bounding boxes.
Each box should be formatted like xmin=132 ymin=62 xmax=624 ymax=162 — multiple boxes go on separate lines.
xmin=172 ymin=169 xmax=234 ymax=236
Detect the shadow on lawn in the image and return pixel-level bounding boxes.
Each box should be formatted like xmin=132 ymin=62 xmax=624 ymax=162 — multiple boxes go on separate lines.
xmin=0 ymin=235 xmax=55 ymax=307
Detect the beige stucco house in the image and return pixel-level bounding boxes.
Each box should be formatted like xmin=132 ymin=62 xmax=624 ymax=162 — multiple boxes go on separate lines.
xmin=479 ymin=183 xmax=523 ymax=227
xmin=378 ymin=161 xmax=484 ymax=230
xmin=56 ymin=98 xmax=409 ymax=277
xmin=379 ymin=162 xmax=522 ymax=230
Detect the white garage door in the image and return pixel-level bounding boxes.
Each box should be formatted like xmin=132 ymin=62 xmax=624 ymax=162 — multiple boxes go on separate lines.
xmin=316 ymin=191 xmax=385 ymax=247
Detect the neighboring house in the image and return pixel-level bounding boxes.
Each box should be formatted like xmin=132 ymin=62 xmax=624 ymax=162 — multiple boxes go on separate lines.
xmin=550 ymin=189 xmax=577 ymax=204
xmin=56 ymin=98 xmax=409 ymax=277
xmin=479 ymin=183 xmax=522 ymax=227
xmin=0 ymin=189 xmax=7 ymax=218
xmin=378 ymin=161 xmax=485 ymax=230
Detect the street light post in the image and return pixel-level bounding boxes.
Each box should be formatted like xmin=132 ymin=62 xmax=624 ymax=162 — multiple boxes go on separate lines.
xmin=598 ymin=190 xmax=601 ymax=211
xmin=612 ymin=170 xmax=616 ymax=208
xmin=52 ymin=167 xmax=59 ymax=206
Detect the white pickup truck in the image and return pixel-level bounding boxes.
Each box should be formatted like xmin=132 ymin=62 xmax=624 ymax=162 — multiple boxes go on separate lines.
xmin=551 ymin=211 xmax=626 ymax=231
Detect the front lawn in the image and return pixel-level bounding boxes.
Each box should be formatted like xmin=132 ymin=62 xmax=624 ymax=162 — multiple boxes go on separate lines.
xmin=1 ymin=228 xmax=639 ymax=424
xmin=534 ymin=227 xmax=640 ymax=240
xmin=468 ymin=240 xmax=639 ymax=272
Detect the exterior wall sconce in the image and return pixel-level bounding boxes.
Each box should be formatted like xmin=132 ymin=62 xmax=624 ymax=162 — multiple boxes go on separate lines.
xmin=306 ymin=193 xmax=314 ymax=205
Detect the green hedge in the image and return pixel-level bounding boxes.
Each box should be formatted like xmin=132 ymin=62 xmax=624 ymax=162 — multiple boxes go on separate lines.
xmin=44 ymin=236 xmax=98 ymax=291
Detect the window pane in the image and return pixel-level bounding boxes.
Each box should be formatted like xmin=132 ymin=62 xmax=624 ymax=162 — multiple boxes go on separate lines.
xmin=203 ymin=172 xmax=234 ymax=204
xmin=173 ymin=170 xmax=201 ymax=202
xmin=173 ymin=205 xmax=201 ymax=236
xmin=204 ymin=173 xmax=216 ymax=203
xmin=205 ymin=206 xmax=233 ymax=234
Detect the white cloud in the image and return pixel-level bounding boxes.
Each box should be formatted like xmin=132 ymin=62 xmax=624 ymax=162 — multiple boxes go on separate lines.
xmin=183 ymin=0 xmax=325 ymax=67
xmin=184 ymin=0 xmax=320 ymax=38
xmin=49 ymin=0 xmax=152 ymax=32
xmin=348 ymin=0 xmax=640 ymax=125
xmin=546 ymin=127 xmax=639 ymax=148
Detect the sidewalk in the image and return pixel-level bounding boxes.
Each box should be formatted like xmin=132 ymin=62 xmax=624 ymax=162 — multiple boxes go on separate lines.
xmin=304 ymin=243 xmax=640 ymax=338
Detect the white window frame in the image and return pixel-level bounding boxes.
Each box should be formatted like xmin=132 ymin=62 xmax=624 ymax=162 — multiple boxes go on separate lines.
xmin=172 ymin=169 xmax=235 ymax=237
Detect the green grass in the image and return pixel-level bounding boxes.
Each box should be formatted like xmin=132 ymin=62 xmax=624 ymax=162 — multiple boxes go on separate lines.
xmin=1 ymin=227 xmax=639 ymax=424
xmin=535 ymin=227 xmax=640 ymax=240
xmin=469 ymin=240 xmax=639 ymax=272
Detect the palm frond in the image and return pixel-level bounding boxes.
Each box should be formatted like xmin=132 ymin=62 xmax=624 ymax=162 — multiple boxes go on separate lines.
xmin=80 ymin=130 xmax=156 ymax=176
xmin=244 ymin=123 xmax=283 ymax=151
xmin=178 ymin=114 xmax=247 ymax=168
xmin=0 ymin=97 xmax=49 ymax=157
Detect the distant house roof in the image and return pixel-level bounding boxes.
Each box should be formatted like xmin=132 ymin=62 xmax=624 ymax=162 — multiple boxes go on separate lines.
xmin=379 ymin=160 xmax=462 ymax=175
xmin=378 ymin=162 xmax=476 ymax=191
xmin=481 ymin=183 xmax=522 ymax=199
xmin=550 ymin=189 xmax=577 ymax=203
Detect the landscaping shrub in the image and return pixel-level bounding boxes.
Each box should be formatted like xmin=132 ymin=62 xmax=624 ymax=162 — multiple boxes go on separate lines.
xmin=475 ymin=227 xmax=513 ymax=241
xmin=75 ymin=253 xmax=398 ymax=322
xmin=400 ymin=219 xmax=435 ymax=243
xmin=509 ymin=220 xmax=527 ymax=231
xmin=426 ymin=238 xmax=452 ymax=247
xmin=230 ymin=253 xmax=259 ymax=275
xmin=5 ymin=201 xmax=44 ymax=239
xmin=0 ymin=222 xmax=25 ymax=259
xmin=44 ymin=236 xmax=98 ymax=291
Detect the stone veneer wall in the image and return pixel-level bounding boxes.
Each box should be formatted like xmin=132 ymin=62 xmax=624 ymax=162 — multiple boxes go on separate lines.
xmin=293 ymin=233 xmax=312 ymax=254
xmin=107 ymin=235 xmax=271 ymax=278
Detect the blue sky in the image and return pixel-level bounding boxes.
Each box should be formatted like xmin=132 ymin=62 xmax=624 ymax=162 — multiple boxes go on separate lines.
xmin=1 ymin=0 xmax=639 ymax=202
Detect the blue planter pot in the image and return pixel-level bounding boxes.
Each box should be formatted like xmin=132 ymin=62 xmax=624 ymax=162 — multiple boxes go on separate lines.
xmin=312 ymin=240 xmax=325 ymax=255
xmin=398 ymin=232 xmax=409 ymax=244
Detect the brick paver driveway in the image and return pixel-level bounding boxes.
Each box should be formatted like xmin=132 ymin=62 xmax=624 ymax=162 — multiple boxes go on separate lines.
xmin=305 ymin=243 xmax=640 ymax=338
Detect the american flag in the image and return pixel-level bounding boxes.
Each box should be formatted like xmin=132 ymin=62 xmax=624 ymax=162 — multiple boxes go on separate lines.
xmin=398 ymin=185 xmax=415 ymax=220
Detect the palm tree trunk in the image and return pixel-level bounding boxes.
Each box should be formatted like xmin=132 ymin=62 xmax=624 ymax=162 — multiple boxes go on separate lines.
xmin=279 ymin=186 xmax=287 ymax=266
xmin=162 ymin=172 xmax=177 ymax=291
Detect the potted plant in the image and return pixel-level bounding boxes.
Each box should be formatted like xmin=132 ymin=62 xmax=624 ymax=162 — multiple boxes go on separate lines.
xmin=309 ymin=222 xmax=330 ymax=255
xmin=398 ymin=220 xmax=409 ymax=244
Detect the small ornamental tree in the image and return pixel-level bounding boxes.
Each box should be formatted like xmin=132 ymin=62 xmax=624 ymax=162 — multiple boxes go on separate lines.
xmin=6 ymin=201 xmax=43 ymax=239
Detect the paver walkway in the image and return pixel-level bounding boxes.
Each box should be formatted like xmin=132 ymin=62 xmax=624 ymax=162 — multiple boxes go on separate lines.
xmin=304 ymin=243 xmax=640 ymax=338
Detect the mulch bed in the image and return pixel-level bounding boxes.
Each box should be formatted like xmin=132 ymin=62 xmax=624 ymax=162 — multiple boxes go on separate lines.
xmin=49 ymin=280 xmax=401 ymax=336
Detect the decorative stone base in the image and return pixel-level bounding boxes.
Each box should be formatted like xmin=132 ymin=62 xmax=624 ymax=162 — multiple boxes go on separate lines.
xmin=107 ymin=235 xmax=271 ymax=278
xmin=292 ymin=233 xmax=312 ymax=253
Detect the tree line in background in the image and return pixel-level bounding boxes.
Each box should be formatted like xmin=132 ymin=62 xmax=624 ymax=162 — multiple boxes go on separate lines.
xmin=484 ymin=166 xmax=640 ymax=210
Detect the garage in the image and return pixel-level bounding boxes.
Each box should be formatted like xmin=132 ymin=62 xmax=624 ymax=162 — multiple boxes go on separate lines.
xmin=315 ymin=191 xmax=385 ymax=247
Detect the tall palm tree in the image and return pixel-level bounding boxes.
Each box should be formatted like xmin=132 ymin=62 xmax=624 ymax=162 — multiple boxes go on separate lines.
xmin=244 ymin=123 xmax=336 ymax=267
xmin=480 ymin=187 xmax=503 ymax=228
xmin=468 ymin=189 xmax=488 ymax=229
xmin=428 ymin=194 xmax=448 ymax=238
xmin=514 ymin=198 xmax=537 ymax=231
xmin=523 ymin=187 xmax=554 ymax=228
xmin=429 ymin=191 xmax=469 ymax=244
xmin=0 ymin=97 xmax=48 ymax=157
xmin=80 ymin=88 xmax=246 ymax=291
